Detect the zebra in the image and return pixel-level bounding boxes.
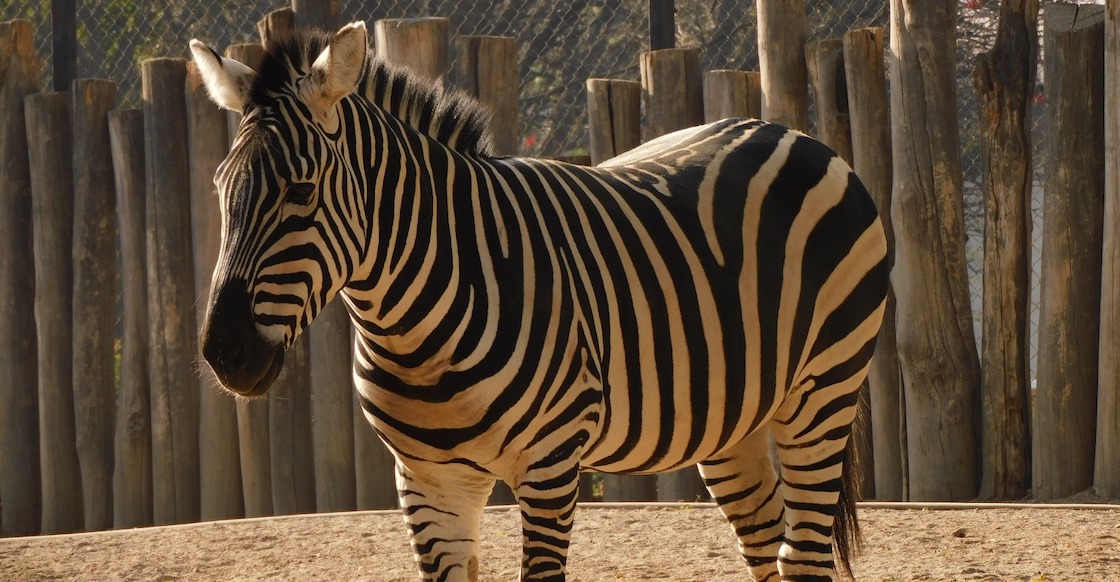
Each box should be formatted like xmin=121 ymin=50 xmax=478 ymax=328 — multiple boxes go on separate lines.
xmin=191 ymin=21 xmax=887 ymax=582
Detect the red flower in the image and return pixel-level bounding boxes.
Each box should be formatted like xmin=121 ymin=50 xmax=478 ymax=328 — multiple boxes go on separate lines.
xmin=524 ymin=134 xmax=539 ymax=149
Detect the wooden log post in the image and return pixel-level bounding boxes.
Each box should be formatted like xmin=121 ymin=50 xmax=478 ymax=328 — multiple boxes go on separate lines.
xmin=0 ymin=19 xmax=42 ymax=537
xmin=805 ymin=39 xmax=853 ymax=162
xmin=1096 ymin=0 xmax=1120 ymax=500
xmin=375 ymin=18 xmax=449 ymax=82
xmin=270 ymin=336 xmax=316 ymax=516
xmin=586 ymin=78 xmax=640 ymax=166
xmin=257 ymin=8 xmax=294 ymax=47
xmin=109 ymin=109 xmax=153 ymax=529
xmin=640 ymin=46 xmax=707 ymax=502
xmin=70 ymin=78 xmax=119 ymax=531
xmin=455 ymin=36 xmax=519 ymax=155
xmin=142 ymin=58 xmax=200 ymax=525
xmin=844 ymin=26 xmax=903 ymax=501
xmin=311 ymin=302 xmax=356 ymax=513
xmin=702 ymin=70 xmax=762 ymax=123
xmin=26 ymin=92 xmax=83 ymax=534
xmin=292 ymin=0 xmax=339 ymax=30
xmin=889 ymin=0 xmax=981 ymax=501
xmin=186 ymin=62 xmax=243 ymax=521
xmin=1034 ymin=3 xmax=1105 ymax=501
xmin=640 ymin=48 xmax=703 ymax=139
xmin=973 ymin=0 xmax=1039 ymax=501
xmin=757 ymin=0 xmax=810 ymax=131
xmin=223 ymin=43 xmax=273 ymax=518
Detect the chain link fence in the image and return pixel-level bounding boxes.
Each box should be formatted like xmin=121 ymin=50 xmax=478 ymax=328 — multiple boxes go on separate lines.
xmin=1 ymin=0 xmax=1060 ymax=378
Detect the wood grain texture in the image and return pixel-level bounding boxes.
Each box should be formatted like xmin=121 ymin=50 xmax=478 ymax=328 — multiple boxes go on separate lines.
xmin=757 ymin=0 xmax=809 ymax=130
xmin=586 ymin=78 xmax=640 ymax=165
xmin=375 ymin=18 xmax=449 ymax=82
xmin=455 ymin=36 xmax=518 ymax=155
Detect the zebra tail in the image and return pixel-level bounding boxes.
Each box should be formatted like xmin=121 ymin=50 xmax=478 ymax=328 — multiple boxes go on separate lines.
xmin=833 ymin=435 xmax=862 ymax=580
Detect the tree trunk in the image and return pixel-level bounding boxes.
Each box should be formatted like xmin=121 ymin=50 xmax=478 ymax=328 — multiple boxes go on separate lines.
xmin=702 ymin=70 xmax=761 ymax=123
xmin=0 ymin=19 xmax=41 ymax=537
xmin=640 ymin=48 xmax=703 ymax=139
xmin=270 ymin=335 xmax=316 ymax=516
xmin=586 ymin=79 xmax=641 ymax=165
xmin=291 ymin=0 xmax=339 ymax=30
xmin=1096 ymin=0 xmax=1120 ymax=500
xmin=375 ymin=18 xmax=450 ymax=82
xmin=311 ymin=302 xmax=356 ymax=513
xmin=757 ymin=0 xmax=809 ymax=131
xmin=143 ymin=58 xmax=200 ymax=524
xmin=805 ymin=38 xmax=853 ymax=163
xmin=455 ymin=36 xmax=519 ymax=155
xmin=973 ymin=0 xmax=1039 ymax=501
xmin=109 ymin=109 xmax=154 ymax=529
xmin=889 ymin=0 xmax=981 ymax=501
xmin=843 ymin=26 xmax=904 ymax=501
xmin=26 ymin=92 xmax=83 ymax=534
xmin=1034 ymin=3 xmax=1105 ymax=501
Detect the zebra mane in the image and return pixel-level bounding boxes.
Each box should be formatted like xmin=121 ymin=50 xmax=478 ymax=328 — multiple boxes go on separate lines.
xmin=252 ymin=27 xmax=494 ymax=158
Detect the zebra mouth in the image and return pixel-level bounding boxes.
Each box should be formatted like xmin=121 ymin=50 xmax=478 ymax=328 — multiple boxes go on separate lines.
xmin=234 ymin=346 xmax=285 ymax=398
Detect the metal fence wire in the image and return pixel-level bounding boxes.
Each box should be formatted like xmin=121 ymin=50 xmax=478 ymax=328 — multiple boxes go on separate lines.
xmin=2 ymin=0 xmax=1051 ymax=377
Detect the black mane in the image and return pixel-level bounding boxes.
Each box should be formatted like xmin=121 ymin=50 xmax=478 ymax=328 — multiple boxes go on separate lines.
xmin=251 ymin=27 xmax=494 ymax=158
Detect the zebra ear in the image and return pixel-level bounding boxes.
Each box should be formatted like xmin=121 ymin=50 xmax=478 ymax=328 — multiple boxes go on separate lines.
xmin=189 ymin=39 xmax=257 ymax=113
xmin=303 ymin=21 xmax=368 ymax=114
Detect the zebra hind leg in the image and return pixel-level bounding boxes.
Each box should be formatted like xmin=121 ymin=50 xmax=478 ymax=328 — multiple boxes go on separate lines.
xmin=396 ymin=460 xmax=496 ymax=582
xmin=513 ymin=443 xmax=584 ymax=580
xmin=771 ymin=381 xmax=861 ymax=581
xmin=698 ymin=425 xmax=785 ymax=582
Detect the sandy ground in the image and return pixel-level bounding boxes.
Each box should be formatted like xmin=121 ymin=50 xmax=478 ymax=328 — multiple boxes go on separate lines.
xmin=3 ymin=504 xmax=1119 ymax=581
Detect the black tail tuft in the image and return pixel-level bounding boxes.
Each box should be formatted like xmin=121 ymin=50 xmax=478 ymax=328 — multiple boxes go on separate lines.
xmin=833 ymin=436 xmax=862 ymax=580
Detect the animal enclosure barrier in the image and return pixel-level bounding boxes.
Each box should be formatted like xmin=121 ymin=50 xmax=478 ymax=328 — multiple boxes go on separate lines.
xmin=1 ymin=0 xmax=1119 ymax=540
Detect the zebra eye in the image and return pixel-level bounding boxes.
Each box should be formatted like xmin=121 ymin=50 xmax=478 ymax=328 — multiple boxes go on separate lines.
xmin=286 ymin=182 xmax=316 ymax=205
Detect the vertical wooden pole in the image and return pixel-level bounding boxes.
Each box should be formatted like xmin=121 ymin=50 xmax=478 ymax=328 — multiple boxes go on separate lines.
xmin=844 ymin=26 xmax=903 ymax=501
xmin=757 ymin=0 xmax=810 ymax=131
xmin=109 ymin=108 xmax=153 ymax=529
xmin=640 ymin=46 xmax=706 ymax=502
xmin=270 ymin=337 xmax=317 ymax=515
xmin=143 ymin=58 xmax=200 ymax=524
xmin=455 ymin=36 xmax=519 ymax=156
xmin=258 ymin=9 xmax=295 ymax=46
xmin=640 ymin=47 xmax=703 ymax=139
xmin=973 ymin=0 xmax=1039 ymax=501
xmin=375 ymin=18 xmax=449 ymax=82
xmin=223 ymin=43 xmax=273 ymax=518
xmin=292 ymin=0 xmax=339 ymax=30
xmin=1096 ymin=0 xmax=1120 ymax=500
xmin=50 ymin=0 xmax=75 ymax=92
xmin=889 ymin=0 xmax=981 ymax=501
xmin=586 ymin=79 xmax=641 ymax=165
xmin=186 ymin=62 xmax=244 ymax=521
xmin=702 ymin=70 xmax=762 ymax=122
xmin=71 ymin=78 xmax=119 ymax=531
xmin=805 ymin=39 xmax=853 ymax=163
xmin=1034 ymin=3 xmax=1105 ymax=501
xmin=311 ymin=303 xmax=356 ymax=513
xmin=26 ymin=92 xmax=83 ymax=534
xmin=0 ymin=19 xmax=41 ymax=537
xmin=649 ymin=0 xmax=676 ymax=50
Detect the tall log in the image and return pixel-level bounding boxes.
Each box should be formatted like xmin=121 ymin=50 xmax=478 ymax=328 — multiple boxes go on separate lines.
xmin=973 ymin=0 xmax=1039 ymax=501
xmin=586 ymin=78 xmax=641 ymax=166
xmin=292 ymin=0 xmax=339 ymax=30
xmin=109 ymin=109 xmax=153 ymax=529
xmin=26 ymin=92 xmax=83 ymax=534
xmin=311 ymin=302 xmax=356 ymax=513
xmin=1096 ymin=0 xmax=1120 ymax=499
xmin=702 ymin=70 xmax=762 ymax=123
xmin=142 ymin=58 xmax=199 ymax=524
xmin=270 ymin=335 xmax=316 ymax=515
xmin=375 ymin=18 xmax=449 ymax=82
xmin=186 ymin=62 xmax=243 ymax=521
xmin=0 ymin=19 xmax=41 ymax=537
xmin=1034 ymin=3 xmax=1105 ymax=501
xmin=71 ymin=78 xmax=118 ymax=531
xmin=844 ymin=26 xmax=903 ymax=501
xmin=640 ymin=46 xmax=706 ymax=502
xmin=757 ymin=0 xmax=810 ymax=130
xmin=805 ymin=39 xmax=853 ymax=163
xmin=889 ymin=0 xmax=981 ymax=501
xmin=223 ymin=43 xmax=272 ymax=518
xmin=455 ymin=36 xmax=518 ymax=155
xmin=640 ymin=48 xmax=703 ymax=139
xmin=257 ymin=8 xmax=294 ymax=46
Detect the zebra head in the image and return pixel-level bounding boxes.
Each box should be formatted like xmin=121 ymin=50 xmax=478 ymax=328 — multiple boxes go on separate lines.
xmin=190 ymin=22 xmax=369 ymax=396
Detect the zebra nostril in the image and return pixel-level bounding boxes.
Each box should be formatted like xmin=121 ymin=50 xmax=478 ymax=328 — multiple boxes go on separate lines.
xmin=201 ymin=281 xmax=280 ymax=394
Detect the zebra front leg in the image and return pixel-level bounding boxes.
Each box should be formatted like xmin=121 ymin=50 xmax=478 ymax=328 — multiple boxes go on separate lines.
xmin=513 ymin=444 xmax=583 ymax=580
xmin=699 ymin=425 xmax=785 ymax=582
xmin=396 ymin=460 xmax=496 ymax=582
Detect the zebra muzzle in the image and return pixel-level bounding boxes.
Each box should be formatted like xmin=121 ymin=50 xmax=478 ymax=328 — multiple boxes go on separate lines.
xmin=201 ymin=282 xmax=285 ymax=397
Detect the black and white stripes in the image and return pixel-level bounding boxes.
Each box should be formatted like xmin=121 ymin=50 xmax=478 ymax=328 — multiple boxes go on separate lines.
xmin=194 ymin=22 xmax=888 ymax=582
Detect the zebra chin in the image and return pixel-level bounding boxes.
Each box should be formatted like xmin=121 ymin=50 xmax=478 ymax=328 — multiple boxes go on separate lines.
xmin=201 ymin=283 xmax=287 ymax=398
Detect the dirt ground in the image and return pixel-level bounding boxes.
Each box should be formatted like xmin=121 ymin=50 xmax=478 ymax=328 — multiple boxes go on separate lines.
xmin=3 ymin=503 xmax=1119 ymax=581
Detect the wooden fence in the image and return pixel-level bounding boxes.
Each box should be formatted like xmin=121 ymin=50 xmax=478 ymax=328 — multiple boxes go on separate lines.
xmin=1 ymin=0 xmax=1119 ymax=537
